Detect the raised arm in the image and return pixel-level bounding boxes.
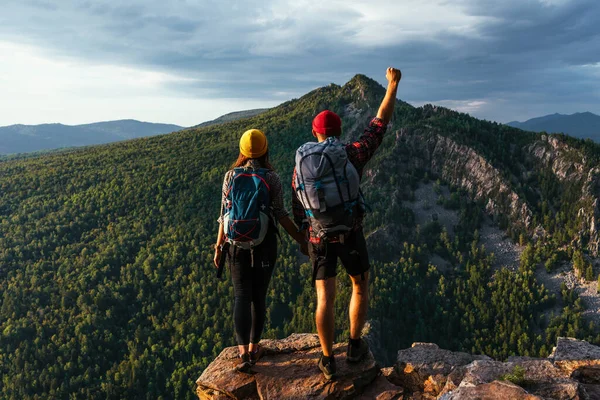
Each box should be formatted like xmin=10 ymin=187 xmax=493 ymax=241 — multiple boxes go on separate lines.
xmin=345 ymin=67 xmax=402 ymax=172
xmin=376 ymin=67 xmax=402 ymax=126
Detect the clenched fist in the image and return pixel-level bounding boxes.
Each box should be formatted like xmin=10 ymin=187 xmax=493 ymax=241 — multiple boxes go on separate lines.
xmin=386 ymin=67 xmax=402 ymax=84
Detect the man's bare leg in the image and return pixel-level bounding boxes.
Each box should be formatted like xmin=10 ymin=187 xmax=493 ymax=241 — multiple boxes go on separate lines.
xmin=316 ymin=277 xmax=336 ymax=356
xmin=349 ymin=271 xmax=369 ymax=339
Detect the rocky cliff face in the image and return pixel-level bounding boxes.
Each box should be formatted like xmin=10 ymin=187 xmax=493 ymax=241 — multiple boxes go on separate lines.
xmin=357 ymin=118 xmax=600 ymax=258
xmin=393 ymin=128 xmax=533 ymax=230
xmin=196 ymin=335 xmax=600 ymax=399
xmin=527 ymin=135 xmax=600 ymax=255
xmin=582 ymin=169 xmax=600 ymax=256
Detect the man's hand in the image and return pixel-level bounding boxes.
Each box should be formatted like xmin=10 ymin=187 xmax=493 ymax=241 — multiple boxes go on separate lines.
xmin=377 ymin=66 xmax=402 ymax=125
xmin=386 ymin=67 xmax=402 ymax=85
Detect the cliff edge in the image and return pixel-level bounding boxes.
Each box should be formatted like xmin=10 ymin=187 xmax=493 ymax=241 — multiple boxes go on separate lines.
xmin=196 ymin=334 xmax=600 ymax=399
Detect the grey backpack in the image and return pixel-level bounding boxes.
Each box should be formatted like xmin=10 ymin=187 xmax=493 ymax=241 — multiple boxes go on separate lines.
xmin=294 ymin=137 xmax=360 ymax=238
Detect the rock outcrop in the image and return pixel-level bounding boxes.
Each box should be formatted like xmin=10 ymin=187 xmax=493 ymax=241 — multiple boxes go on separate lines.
xmin=582 ymin=169 xmax=600 ymax=256
xmin=527 ymin=135 xmax=600 ymax=256
xmin=527 ymin=136 xmax=587 ymax=182
xmin=391 ymin=128 xmax=533 ymax=230
xmin=440 ymin=380 xmax=543 ymax=400
xmin=395 ymin=342 xmax=492 ymax=395
xmin=549 ymin=337 xmax=600 ymax=397
xmin=197 ymin=335 xmax=600 ymax=399
xmin=196 ymin=334 xmax=380 ymax=400
xmin=370 ymin=126 xmax=600 ymax=258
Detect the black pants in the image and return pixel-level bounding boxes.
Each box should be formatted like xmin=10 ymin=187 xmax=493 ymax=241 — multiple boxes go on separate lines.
xmin=229 ymin=231 xmax=277 ymax=346
xmin=308 ymin=228 xmax=371 ymax=280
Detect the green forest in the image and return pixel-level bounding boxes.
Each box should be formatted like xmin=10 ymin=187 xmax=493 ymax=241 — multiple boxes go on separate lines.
xmin=1 ymin=75 xmax=599 ymax=399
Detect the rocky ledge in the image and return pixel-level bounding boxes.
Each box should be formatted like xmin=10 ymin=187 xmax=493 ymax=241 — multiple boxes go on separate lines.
xmin=196 ymin=335 xmax=600 ymax=399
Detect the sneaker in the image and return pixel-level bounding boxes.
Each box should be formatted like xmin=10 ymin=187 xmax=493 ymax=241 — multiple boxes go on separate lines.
xmin=346 ymin=338 xmax=369 ymax=363
xmin=249 ymin=346 xmax=264 ymax=366
xmin=235 ymin=353 xmax=252 ymax=373
xmin=318 ymin=354 xmax=337 ymax=380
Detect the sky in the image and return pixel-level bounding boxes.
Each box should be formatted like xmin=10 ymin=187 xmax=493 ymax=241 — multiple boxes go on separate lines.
xmin=0 ymin=0 xmax=599 ymax=126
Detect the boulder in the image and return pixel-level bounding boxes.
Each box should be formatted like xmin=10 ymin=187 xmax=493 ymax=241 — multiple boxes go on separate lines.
xmin=355 ymin=372 xmax=404 ymax=400
xmin=440 ymin=380 xmax=542 ymax=400
xmin=439 ymin=366 xmax=468 ymax=396
xmin=395 ymin=342 xmax=491 ymax=396
xmin=583 ymin=384 xmax=600 ymax=399
xmin=456 ymin=359 xmax=582 ymax=399
xmin=550 ymin=337 xmax=600 ymax=376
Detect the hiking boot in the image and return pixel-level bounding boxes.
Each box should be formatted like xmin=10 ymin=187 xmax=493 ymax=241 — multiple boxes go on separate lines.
xmin=249 ymin=346 xmax=264 ymax=366
xmin=235 ymin=353 xmax=252 ymax=373
xmin=346 ymin=338 xmax=369 ymax=363
xmin=318 ymin=354 xmax=337 ymax=380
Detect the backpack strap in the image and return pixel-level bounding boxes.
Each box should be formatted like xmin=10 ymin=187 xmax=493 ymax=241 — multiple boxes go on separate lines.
xmin=297 ymin=154 xmax=317 ymax=211
xmin=314 ymin=180 xmax=326 ymax=213
xmin=321 ymin=140 xmax=346 ymax=207
xmin=358 ymin=188 xmax=371 ymax=213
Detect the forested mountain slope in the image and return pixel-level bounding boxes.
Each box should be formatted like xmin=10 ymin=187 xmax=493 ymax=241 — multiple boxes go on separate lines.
xmin=192 ymin=109 xmax=269 ymax=129
xmin=1 ymin=75 xmax=599 ymax=399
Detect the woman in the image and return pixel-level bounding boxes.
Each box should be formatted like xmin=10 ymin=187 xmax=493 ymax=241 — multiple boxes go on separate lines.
xmin=213 ymin=128 xmax=306 ymax=373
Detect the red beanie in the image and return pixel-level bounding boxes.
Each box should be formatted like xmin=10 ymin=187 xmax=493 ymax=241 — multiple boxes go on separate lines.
xmin=312 ymin=110 xmax=341 ymax=136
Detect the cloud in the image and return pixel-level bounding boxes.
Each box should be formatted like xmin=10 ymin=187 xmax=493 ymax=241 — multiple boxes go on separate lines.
xmin=0 ymin=0 xmax=598 ymax=124
xmin=0 ymin=40 xmax=277 ymax=126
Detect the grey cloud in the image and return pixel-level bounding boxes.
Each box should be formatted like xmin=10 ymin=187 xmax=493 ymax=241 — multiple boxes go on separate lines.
xmin=0 ymin=0 xmax=599 ymax=122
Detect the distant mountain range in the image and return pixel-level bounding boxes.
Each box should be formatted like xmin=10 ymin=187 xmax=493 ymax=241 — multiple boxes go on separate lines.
xmin=0 ymin=110 xmax=272 ymax=155
xmin=507 ymin=112 xmax=600 ymax=142
xmin=0 ymin=119 xmax=184 ymax=155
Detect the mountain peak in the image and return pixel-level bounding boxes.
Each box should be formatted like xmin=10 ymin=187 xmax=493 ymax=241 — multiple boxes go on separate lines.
xmin=344 ymin=74 xmax=385 ymax=92
xmin=336 ymin=74 xmax=387 ymax=108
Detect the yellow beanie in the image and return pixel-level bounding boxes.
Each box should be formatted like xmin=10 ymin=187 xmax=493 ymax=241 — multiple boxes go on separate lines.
xmin=239 ymin=129 xmax=268 ymax=158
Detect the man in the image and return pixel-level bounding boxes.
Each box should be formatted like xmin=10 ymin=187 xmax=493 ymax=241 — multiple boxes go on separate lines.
xmin=292 ymin=67 xmax=402 ymax=379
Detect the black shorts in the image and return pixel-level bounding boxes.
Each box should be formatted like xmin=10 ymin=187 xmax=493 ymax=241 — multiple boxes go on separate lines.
xmin=308 ymin=228 xmax=370 ymax=280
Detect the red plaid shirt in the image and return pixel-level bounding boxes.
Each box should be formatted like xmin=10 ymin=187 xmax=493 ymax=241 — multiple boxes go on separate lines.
xmin=291 ymin=117 xmax=387 ymax=242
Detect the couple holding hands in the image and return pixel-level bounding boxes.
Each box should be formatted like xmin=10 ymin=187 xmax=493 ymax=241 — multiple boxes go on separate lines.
xmin=214 ymin=67 xmax=402 ymax=380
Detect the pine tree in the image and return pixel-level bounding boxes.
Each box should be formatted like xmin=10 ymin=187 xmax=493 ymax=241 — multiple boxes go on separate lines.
xmin=572 ymin=250 xmax=585 ymax=278
xmin=585 ymin=264 xmax=594 ymax=282
xmin=519 ymin=233 xmax=527 ymax=247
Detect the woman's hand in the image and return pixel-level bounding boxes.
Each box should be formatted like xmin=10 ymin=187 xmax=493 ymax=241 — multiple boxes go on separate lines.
xmin=213 ymin=245 xmax=222 ymax=268
xmin=279 ymin=216 xmax=309 ymax=246
xmin=215 ymin=222 xmax=225 ymax=268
